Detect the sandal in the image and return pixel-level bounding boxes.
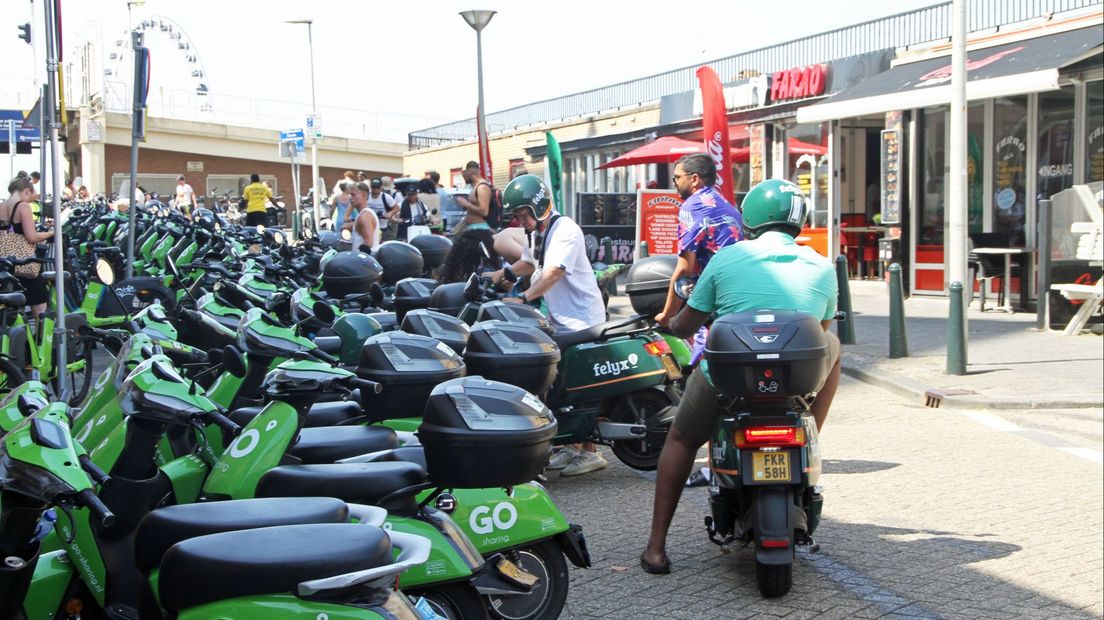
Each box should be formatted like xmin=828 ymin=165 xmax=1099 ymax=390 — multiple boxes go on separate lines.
xmin=640 ymin=552 xmax=671 ymax=575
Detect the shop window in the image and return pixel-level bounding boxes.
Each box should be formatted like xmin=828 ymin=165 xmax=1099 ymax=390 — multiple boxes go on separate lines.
xmin=919 ymin=107 xmax=946 ymax=246
xmin=967 ymin=102 xmax=984 ymax=233
xmin=992 ymin=95 xmax=1028 ymax=246
xmin=1085 ymin=80 xmax=1103 ymax=183
xmin=449 ymin=168 xmax=463 ymax=189
xmin=1036 ymin=86 xmax=1076 ymax=201
xmin=509 ymin=158 xmax=527 ymax=179
xmin=787 ymin=122 xmax=829 ymax=227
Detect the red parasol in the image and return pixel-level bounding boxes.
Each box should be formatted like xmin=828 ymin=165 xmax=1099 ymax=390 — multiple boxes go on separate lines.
xmin=597 ymin=136 xmax=705 ymax=169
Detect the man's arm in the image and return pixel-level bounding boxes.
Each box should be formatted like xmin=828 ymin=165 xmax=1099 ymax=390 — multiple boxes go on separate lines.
xmin=509 ymin=265 xmax=563 ymax=302
xmin=384 ymin=194 xmax=401 ymax=219
xmin=656 ymin=251 xmax=698 ymax=325
xmin=668 ymin=305 xmax=711 ymax=339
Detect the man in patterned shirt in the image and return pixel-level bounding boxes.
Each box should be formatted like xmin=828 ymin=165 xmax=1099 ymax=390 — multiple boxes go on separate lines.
xmin=655 ymin=153 xmax=743 ymax=364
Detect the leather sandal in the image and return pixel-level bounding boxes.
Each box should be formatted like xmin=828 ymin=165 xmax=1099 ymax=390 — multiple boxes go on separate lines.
xmin=640 ymin=552 xmax=671 ymax=575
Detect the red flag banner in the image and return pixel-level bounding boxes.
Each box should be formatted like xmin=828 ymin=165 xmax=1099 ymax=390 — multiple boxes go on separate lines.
xmin=695 ymin=66 xmax=734 ymax=205
xmin=476 ymin=106 xmax=493 ymax=182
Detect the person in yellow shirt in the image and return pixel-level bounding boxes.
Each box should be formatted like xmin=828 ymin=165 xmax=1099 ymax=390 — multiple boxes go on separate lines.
xmin=241 ymin=173 xmax=279 ymax=227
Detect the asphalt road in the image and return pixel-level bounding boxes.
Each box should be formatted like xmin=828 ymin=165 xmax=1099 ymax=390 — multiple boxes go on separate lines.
xmin=549 ymin=376 xmax=1103 ymax=619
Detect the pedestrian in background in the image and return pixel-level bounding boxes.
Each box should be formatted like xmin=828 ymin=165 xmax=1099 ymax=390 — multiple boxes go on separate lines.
xmin=454 ymin=160 xmax=491 ymax=233
xmin=368 ymin=178 xmax=400 ymax=241
xmin=331 ymin=181 xmax=354 ymax=230
xmin=174 ymin=175 xmax=195 ymax=216
xmin=241 ymin=173 xmax=279 ymax=227
xmin=350 ymin=181 xmax=381 ymax=252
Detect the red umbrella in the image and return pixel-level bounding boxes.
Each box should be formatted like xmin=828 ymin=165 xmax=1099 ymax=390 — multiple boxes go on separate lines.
xmin=598 ymin=136 xmax=704 ymax=169
xmin=731 ymin=138 xmax=827 ymax=163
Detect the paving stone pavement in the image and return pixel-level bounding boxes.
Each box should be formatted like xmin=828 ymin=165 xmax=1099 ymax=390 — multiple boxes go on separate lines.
xmin=548 ymin=376 xmax=1103 ymax=619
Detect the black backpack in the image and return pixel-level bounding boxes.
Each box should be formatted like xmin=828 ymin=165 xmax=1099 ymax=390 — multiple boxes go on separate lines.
xmin=477 ymin=182 xmax=504 ymax=229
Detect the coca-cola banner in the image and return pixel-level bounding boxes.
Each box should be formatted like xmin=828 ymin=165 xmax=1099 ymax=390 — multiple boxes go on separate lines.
xmin=696 ymin=66 xmax=735 ymax=205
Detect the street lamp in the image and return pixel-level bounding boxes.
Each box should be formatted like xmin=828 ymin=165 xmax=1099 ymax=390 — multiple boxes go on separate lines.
xmin=285 ymin=18 xmax=320 ymax=231
xmin=460 ymin=10 xmax=495 ymax=177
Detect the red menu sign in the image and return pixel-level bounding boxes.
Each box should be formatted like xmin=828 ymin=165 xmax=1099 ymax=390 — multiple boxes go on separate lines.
xmin=636 ymin=190 xmax=683 ymax=256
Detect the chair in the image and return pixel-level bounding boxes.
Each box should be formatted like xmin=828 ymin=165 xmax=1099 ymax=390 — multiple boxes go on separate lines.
xmin=968 ymin=232 xmax=1017 ymax=311
xmin=1051 ymin=222 xmax=1103 ymax=335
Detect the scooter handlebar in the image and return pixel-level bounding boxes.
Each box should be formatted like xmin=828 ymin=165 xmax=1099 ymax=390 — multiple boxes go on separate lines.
xmin=204 ymin=410 xmax=242 ymax=437
xmin=347 ymin=377 xmax=383 ymax=395
xmin=75 ymin=489 xmax=116 ymax=528
xmin=78 ymin=454 xmax=113 ymax=489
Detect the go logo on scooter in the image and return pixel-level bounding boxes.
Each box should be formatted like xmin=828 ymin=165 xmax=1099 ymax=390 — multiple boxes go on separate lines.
xmin=593 ymin=353 xmax=639 ymax=378
xmin=469 ymin=501 xmax=518 ymax=536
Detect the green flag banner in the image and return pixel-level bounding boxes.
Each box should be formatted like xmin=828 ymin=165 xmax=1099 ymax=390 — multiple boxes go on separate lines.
xmin=544 ymin=131 xmax=563 ymax=210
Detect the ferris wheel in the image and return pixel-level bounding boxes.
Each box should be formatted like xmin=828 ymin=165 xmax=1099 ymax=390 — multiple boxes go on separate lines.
xmin=102 ymin=15 xmax=212 ymax=114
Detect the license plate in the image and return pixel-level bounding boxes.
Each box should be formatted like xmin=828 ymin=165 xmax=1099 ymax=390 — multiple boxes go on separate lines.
xmin=752 ymin=451 xmax=791 ymax=482
xmin=660 ymin=354 xmax=682 ymax=380
xmin=496 ymin=557 xmax=539 ymax=589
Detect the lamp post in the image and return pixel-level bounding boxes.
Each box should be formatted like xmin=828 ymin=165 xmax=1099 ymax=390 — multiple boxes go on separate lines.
xmin=286 ymin=18 xmax=320 ymax=231
xmin=460 ymin=10 xmax=495 ymax=177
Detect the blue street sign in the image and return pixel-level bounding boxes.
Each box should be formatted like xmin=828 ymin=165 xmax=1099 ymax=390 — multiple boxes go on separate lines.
xmin=0 ymin=110 xmax=41 ymax=143
xmin=279 ymin=128 xmax=305 ymax=156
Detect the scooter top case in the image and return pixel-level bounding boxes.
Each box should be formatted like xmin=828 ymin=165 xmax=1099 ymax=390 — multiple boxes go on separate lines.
xmin=553 ymin=320 xmax=677 ymax=404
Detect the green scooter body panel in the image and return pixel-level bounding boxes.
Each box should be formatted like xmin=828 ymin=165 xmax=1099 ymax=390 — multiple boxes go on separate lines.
xmin=176 ymin=594 xmax=392 ymax=619
xmin=162 ymin=454 xmax=210 ymax=504
xmin=555 ymin=334 xmax=668 ymax=404
xmin=203 ymin=401 xmax=299 ymax=499
xmin=391 ymin=513 xmax=479 ymax=588
xmin=662 ymin=332 xmax=693 ymax=369
xmin=240 ymin=273 xmax=278 ymax=300
xmin=428 ymin=483 xmax=571 ymax=554
xmin=207 ymin=371 xmax=244 ymax=409
xmin=87 ymin=418 xmax=127 ymax=471
xmin=377 ymin=417 xmax=421 ymax=434
xmin=22 ymin=550 xmax=73 ymax=620
xmin=72 ymin=334 xmax=151 ymax=437
xmin=0 ymin=381 xmax=50 ymax=433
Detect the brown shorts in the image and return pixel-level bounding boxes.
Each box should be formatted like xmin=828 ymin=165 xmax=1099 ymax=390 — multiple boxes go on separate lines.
xmin=673 ymin=330 xmax=840 ymax=446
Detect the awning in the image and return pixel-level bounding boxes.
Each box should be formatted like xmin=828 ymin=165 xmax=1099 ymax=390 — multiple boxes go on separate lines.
xmin=596 ymin=136 xmax=704 ymax=169
xmin=797 ymin=24 xmax=1103 ymax=123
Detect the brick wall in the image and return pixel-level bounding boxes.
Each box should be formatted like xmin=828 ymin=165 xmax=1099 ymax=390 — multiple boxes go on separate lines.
xmin=101 ymin=145 xmax=398 ymax=208
xmin=403 ymin=106 xmax=662 ymax=190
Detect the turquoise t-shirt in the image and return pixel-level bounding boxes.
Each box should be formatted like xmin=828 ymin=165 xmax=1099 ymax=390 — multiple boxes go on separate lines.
xmin=688 ymin=231 xmax=837 ymax=380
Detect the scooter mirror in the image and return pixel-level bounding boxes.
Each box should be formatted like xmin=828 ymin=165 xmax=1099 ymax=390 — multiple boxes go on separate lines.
xmin=464 ymin=273 xmax=483 ymax=301
xmin=673 ymin=276 xmax=696 ymax=300
xmin=94 ymin=257 xmax=116 ymax=285
xmin=256 ymin=224 xmax=266 ymax=234
xmin=368 ymin=282 xmax=384 ymax=306
xmin=272 ymin=231 xmax=285 ymax=245
xmin=221 ymin=345 xmax=247 ymax=378
xmin=341 ymin=228 xmax=352 ymax=241
xmin=480 ymin=242 xmax=492 ymax=260
xmin=206 ymin=347 xmax=223 ymax=366
xmin=312 ymin=301 xmax=337 ymax=324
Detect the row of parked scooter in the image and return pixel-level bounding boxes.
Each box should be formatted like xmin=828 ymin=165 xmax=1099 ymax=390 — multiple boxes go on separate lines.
xmin=0 ymin=207 xmax=696 ymax=619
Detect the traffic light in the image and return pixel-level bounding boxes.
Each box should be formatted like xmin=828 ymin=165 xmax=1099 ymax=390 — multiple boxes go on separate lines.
xmin=17 ymin=23 xmax=31 ymax=45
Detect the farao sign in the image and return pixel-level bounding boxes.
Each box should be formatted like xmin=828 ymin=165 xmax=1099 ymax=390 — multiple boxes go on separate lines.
xmin=769 ymin=64 xmax=827 ymax=103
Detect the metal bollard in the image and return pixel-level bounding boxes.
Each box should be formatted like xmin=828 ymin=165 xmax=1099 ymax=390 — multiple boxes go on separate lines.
xmin=638 ymin=240 xmax=649 ymax=259
xmin=292 ymin=209 xmax=302 ymax=239
xmin=888 ymin=263 xmax=908 ymax=358
xmin=835 ymin=255 xmax=856 ymax=344
xmin=947 ymin=281 xmax=967 ymax=375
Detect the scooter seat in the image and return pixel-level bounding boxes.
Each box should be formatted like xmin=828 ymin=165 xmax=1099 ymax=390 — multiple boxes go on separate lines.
xmin=256 ymin=462 xmax=426 ymax=511
xmin=159 ymin=523 xmax=391 ymax=613
xmin=551 ymin=318 xmax=647 ymax=350
xmin=290 ymin=426 xmax=400 ymax=463
xmin=0 ymin=292 xmax=27 ymax=307
xmin=374 ymin=445 xmax=428 ymax=470
xmin=134 ymin=497 xmax=349 ymax=574
xmin=230 ymin=400 xmax=362 ymax=428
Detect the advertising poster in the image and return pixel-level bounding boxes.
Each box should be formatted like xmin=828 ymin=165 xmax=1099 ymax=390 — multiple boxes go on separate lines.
xmin=635 ymin=189 xmax=683 ymax=257
xmin=749 ymin=124 xmax=766 ymax=185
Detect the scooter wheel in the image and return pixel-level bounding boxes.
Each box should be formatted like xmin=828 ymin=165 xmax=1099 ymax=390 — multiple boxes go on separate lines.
xmin=484 ymin=540 xmax=568 ymax=620
xmin=408 ymin=584 xmax=490 ymax=620
xmin=756 ymin=560 xmax=793 ymax=598
xmin=608 ymin=389 xmax=672 ymax=471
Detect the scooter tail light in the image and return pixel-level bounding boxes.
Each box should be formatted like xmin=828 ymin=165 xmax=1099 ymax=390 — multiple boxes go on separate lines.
xmin=761 ymin=538 xmax=790 ymax=549
xmin=643 ymin=340 xmax=671 ymax=357
xmin=735 ymin=426 xmax=805 ymax=448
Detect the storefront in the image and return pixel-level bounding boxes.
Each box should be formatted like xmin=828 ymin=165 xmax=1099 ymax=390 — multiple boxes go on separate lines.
xmin=798 ymin=18 xmax=1103 ymax=297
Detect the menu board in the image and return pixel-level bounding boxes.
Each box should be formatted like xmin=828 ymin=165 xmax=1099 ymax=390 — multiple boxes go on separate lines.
xmin=880 ymin=128 xmax=901 ymax=225
xmin=635 ymin=189 xmax=683 ymax=256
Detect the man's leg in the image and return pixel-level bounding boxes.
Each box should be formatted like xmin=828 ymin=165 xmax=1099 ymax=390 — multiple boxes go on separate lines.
xmin=642 ymin=425 xmax=702 ymax=568
xmin=643 ymin=369 xmax=715 ymax=570
xmin=811 ymin=331 xmax=841 ymax=431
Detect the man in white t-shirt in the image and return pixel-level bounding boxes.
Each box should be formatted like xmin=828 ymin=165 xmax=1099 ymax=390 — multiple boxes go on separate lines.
xmin=487 ymin=174 xmax=608 ymax=477
xmin=174 ymin=175 xmax=195 ymax=215
xmin=350 ymin=182 xmax=381 ymax=253
xmin=367 ymin=178 xmax=400 ymax=242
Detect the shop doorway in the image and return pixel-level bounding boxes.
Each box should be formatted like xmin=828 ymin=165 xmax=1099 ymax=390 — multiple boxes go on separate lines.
xmin=837 ymin=120 xmax=885 ymax=278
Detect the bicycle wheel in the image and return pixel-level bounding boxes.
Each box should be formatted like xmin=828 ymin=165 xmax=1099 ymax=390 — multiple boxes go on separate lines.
xmin=52 ymin=336 xmax=94 ymax=406
xmin=0 ymin=355 xmax=27 ymax=395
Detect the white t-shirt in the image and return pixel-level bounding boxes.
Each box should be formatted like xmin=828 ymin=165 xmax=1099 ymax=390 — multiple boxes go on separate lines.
xmin=352 ymin=208 xmax=381 ymax=253
xmin=367 ymin=191 xmax=398 ymax=229
xmin=175 ymin=183 xmax=195 ymax=207
xmin=521 ymin=216 xmax=606 ymax=332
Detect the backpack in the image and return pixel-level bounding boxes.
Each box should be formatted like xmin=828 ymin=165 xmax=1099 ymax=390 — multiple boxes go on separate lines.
xmin=477 ymin=182 xmax=504 ymax=229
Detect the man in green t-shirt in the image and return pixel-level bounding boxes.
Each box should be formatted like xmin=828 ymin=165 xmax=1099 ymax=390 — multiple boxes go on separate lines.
xmin=640 ymin=179 xmax=841 ymax=575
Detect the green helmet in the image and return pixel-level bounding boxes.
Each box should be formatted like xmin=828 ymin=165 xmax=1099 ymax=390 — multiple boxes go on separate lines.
xmin=502 ymin=174 xmax=553 ymax=221
xmin=740 ymin=179 xmax=808 ymax=239
xmin=330 ymin=313 xmax=382 ymax=364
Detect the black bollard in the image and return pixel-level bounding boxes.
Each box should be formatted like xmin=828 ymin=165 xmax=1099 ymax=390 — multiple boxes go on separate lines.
xmin=835 ymin=255 xmax=856 ymax=344
xmin=888 ymin=263 xmax=908 ymax=358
